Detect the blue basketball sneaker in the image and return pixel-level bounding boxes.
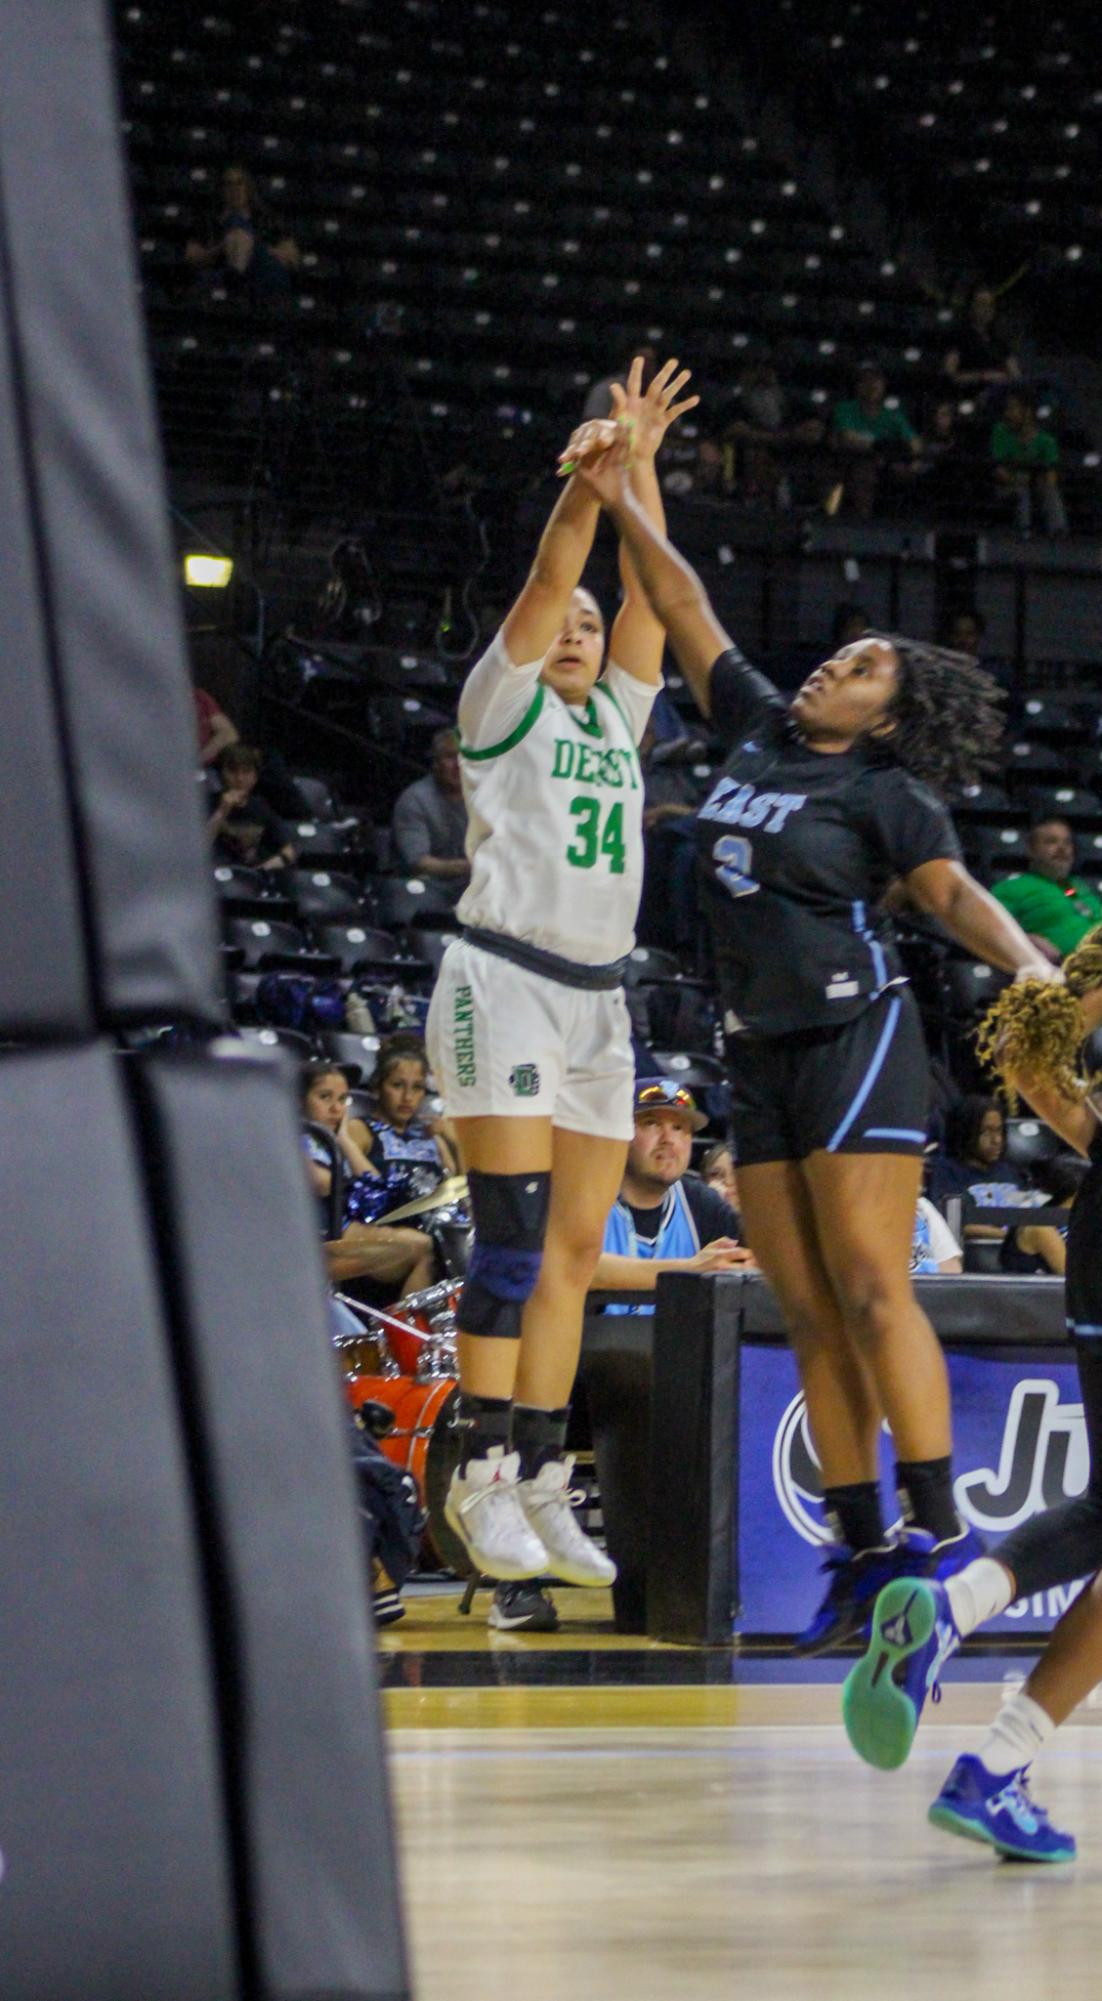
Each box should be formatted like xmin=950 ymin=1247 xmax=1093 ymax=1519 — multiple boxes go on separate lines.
xmin=791 ymin=1542 xmax=910 ymax=1656
xmin=929 ymin=1755 xmax=1077 ymax=1864
xmin=841 ymin=1574 xmax=961 ymax=1769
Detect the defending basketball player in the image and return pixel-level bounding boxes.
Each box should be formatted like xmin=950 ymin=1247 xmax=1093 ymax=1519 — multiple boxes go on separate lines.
xmin=842 ymin=934 xmax=1102 ymax=1861
xmin=572 ymin=427 xmax=1055 ymax=1655
xmin=426 ymin=358 xmax=698 ymax=1594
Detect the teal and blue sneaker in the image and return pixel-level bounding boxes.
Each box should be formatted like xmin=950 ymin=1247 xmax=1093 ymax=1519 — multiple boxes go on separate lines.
xmin=929 ymin=1755 xmax=1077 ymax=1864
xmin=841 ymin=1574 xmax=961 ymax=1770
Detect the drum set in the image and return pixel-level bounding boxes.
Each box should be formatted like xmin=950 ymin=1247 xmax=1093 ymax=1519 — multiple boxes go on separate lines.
xmin=332 ymin=1175 xmax=472 ymax=1571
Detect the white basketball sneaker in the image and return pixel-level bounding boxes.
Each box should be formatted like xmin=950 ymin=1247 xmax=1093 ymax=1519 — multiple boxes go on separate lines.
xmin=518 ymin=1456 xmax=617 ymax=1588
xmin=444 ymin=1447 xmax=549 ymax=1580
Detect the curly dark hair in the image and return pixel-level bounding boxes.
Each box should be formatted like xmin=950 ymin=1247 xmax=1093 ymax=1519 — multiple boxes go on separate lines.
xmin=882 ymin=635 xmax=1005 ymax=796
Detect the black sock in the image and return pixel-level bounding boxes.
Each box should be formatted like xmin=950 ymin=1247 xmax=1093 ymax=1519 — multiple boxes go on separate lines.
xmin=896 ymin=1457 xmax=960 ymax=1544
xmin=454 ymin=1392 xmax=512 ymax=1470
xmin=511 ymin=1404 xmax=570 ymax=1480
xmin=822 ymin=1481 xmax=885 ymax=1553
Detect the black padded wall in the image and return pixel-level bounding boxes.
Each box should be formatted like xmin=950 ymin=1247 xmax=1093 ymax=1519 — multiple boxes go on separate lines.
xmin=133 ymin=1046 xmax=410 ymax=2001
xmin=0 ymin=0 xmax=220 ymax=1027
xmin=0 ymin=1045 xmax=239 ymax=2001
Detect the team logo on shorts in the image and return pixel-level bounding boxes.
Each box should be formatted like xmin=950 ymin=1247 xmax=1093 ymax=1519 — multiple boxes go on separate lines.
xmin=509 ymin=1063 xmax=541 ymax=1098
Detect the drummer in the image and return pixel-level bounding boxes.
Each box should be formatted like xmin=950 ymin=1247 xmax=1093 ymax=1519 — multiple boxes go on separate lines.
xmin=363 ymin=1035 xmax=460 ymax=1213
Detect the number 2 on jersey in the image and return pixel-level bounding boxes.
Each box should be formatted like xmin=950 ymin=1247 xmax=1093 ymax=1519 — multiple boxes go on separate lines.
xmin=566 ymin=796 xmax=626 ymax=875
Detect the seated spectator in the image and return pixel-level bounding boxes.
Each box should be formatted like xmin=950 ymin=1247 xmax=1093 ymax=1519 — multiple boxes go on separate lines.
xmin=991 ymin=818 xmax=1102 ymax=965
xmin=390 ymin=728 xmax=469 ymax=896
xmin=911 ymin=1196 xmax=963 ymax=1274
xmin=185 ymin=163 xmax=301 ymax=301
xmin=831 ymin=363 xmax=922 ymax=519
xmin=942 ymin=285 xmax=1022 ymax=395
xmin=593 ymin=1079 xmax=756 ymax=1313
xmin=722 ymin=355 xmax=825 ymax=510
xmin=701 ymin=1142 xmax=740 ymax=1209
xmin=209 ymin=744 xmax=297 ymax=870
xmin=927 ymin=1095 xmax=1035 ymax=1242
xmin=365 ymin=1035 xmax=459 ymax=1210
xmin=1000 ymin=1152 xmax=1088 ymax=1277
xmin=300 ymin=1061 xmax=435 ymax=1297
xmin=991 ymin=391 xmax=1068 ymax=536
xmin=917 ymin=399 xmax=973 ymax=512
xmin=194 ymin=685 xmax=239 ymax=766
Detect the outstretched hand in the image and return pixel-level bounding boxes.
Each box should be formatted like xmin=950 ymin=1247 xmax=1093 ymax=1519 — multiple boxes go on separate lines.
xmin=609 ymin=354 xmax=700 ymax=462
xmin=570 ymin=432 xmax=634 ymax=507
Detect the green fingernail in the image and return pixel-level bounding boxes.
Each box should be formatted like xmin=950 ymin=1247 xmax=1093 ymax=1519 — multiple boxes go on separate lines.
xmin=561 ymin=459 xmax=577 ymax=473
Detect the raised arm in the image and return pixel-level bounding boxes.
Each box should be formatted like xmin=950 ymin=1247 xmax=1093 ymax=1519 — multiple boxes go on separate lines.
xmin=904 ymin=858 xmax=1055 ymax=980
xmin=574 ymin=444 xmax=733 ymax=717
xmin=499 ymin=472 xmax=603 ymax=668
xmin=601 ymin=358 xmax=699 ymax=685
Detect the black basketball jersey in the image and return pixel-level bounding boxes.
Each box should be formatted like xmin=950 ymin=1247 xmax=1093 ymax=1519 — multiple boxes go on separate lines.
xmin=1066 ymin=1117 xmax=1102 ymax=1339
xmin=695 ymin=648 xmax=961 ymax=1036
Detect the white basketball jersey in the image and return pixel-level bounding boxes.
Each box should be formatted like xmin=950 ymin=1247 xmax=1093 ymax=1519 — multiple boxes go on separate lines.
xmin=456 ymin=635 xmax=657 ymax=965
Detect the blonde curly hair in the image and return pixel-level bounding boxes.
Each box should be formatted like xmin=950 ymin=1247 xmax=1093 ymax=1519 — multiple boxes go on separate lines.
xmin=976 ymin=925 xmax=1102 ymax=1107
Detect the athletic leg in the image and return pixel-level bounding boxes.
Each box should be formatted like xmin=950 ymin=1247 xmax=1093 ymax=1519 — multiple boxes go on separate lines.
xmin=737 ymin=1161 xmax=881 ymax=1492
xmin=803 ymin=1151 xmax=958 ymax=1534
xmin=442 ymin=1113 xmax=553 ymax=1580
xmin=738 ymin=1161 xmax=903 ymax=1652
xmin=511 ymin=1126 xmax=626 ymax=1588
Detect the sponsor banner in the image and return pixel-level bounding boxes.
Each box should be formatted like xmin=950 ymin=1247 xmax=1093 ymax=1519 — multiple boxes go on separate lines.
xmin=739 ymin=1344 xmax=1090 ymax=1636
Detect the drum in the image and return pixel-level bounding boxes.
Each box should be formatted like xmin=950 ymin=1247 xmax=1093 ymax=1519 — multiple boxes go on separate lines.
xmin=347 ymin=1371 xmax=469 ymax=1573
xmin=331 ymin=1324 xmax=392 ymax=1383
xmin=384 ymin=1280 xmax=461 ymax=1376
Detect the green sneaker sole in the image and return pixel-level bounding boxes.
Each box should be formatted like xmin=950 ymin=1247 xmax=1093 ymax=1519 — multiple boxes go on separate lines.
xmin=841 ymin=1577 xmax=938 ymax=1770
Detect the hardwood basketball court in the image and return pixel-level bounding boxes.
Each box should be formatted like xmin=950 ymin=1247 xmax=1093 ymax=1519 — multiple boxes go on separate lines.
xmin=384 ymin=1587 xmax=1102 ymax=2001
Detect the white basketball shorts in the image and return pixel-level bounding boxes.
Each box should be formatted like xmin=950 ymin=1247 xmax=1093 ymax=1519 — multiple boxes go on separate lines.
xmin=426 ymin=936 xmax=635 ymax=1140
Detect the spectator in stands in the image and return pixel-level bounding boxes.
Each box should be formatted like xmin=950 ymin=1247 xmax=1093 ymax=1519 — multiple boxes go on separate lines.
xmin=992 ymin=818 xmax=1102 ymax=964
xmin=831 ymin=363 xmax=922 ymax=519
xmin=592 ymin=1079 xmax=756 ymax=1312
xmin=365 ymin=1036 xmax=459 ymax=1206
xmin=991 ymin=391 xmax=1069 ymax=536
xmin=926 ymin=1095 xmax=1034 ymax=1242
xmin=942 ymin=285 xmax=1022 ymax=395
xmin=194 ymin=685 xmax=239 ymax=766
xmin=301 ymin=1061 xmax=436 ymax=1296
xmin=722 ymin=355 xmax=825 ymax=510
xmin=390 ymin=727 xmax=469 ymax=895
xmin=1001 ymin=1152 xmax=1087 ymax=1277
xmin=209 ymin=744 xmax=296 ymax=870
xmin=911 ymin=1196 xmax=963 ymax=1274
xmin=917 ymin=398 xmax=973 ymax=513
xmin=701 ymin=1141 xmax=740 ymax=1209
xmin=944 ymin=607 xmax=987 ymax=660
xmin=185 ymin=163 xmax=301 ymax=301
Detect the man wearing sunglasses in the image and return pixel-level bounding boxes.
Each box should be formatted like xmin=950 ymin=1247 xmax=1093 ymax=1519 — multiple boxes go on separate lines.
xmin=594 ymin=1077 xmax=756 ymax=1314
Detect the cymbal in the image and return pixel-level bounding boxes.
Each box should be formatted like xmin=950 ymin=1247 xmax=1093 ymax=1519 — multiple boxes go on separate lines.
xmin=384 ymin=1175 xmax=469 ymax=1223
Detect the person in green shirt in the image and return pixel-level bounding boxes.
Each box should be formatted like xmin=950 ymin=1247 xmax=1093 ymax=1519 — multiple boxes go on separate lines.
xmin=831 ymin=363 xmax=922 ymax=519
xmin=992 ymin=816 xmax=1102 ymax=963
xmin=991 ymin=391 xmax=1068 ymax=535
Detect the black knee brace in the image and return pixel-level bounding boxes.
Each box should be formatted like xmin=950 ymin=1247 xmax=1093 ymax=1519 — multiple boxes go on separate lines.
xmin=460 ymin=1168 xmax=552 ymax=1339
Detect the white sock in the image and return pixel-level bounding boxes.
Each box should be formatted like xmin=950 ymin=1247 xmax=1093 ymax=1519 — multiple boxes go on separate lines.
xmin=976 ymin=1691 xmax=1056 ymax=1776
xmin=945 ymin=1557 xmax=1014 ymax=1638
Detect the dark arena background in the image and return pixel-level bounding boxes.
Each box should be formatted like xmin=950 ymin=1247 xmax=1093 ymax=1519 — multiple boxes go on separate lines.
xmin=4 ymin=1 xmax=1102 ymax=1996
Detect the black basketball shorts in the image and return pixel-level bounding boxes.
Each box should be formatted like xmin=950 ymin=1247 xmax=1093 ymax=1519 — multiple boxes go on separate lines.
xmin=726 ymin=987 xmax=930 ymax=1166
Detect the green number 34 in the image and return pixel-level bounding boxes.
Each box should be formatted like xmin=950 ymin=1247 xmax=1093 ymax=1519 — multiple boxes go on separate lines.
xmin=565 ymin=796 xmax=626 ymax=875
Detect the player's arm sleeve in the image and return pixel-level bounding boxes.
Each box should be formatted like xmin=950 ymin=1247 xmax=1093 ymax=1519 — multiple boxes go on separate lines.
xmin=602 ymin=661 xmax=662 ymax=744
xmin=876 ymin=772 xmax=963 ymax=876
xmin=707 ymin=646 xmax=788 ymax=749
xmin=457 ymin=631 xmax=544 ymax=751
